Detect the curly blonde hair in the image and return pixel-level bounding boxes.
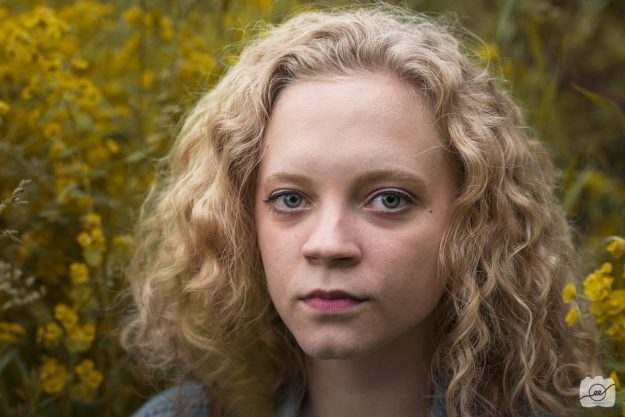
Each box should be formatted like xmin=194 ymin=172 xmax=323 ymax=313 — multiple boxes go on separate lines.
xmin=120 ymin=3 xmax=601 ymax=417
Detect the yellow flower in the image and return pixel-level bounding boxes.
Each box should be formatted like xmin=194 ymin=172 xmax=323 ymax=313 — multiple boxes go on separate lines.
xmin=77 ymin=231 xmax=92 ymax=248
xmin=112 ymin=234 xmax=134 ymax=255
xmin=122 ymin=6 xmax=142 ymax=24
xmin=583 ymin=265 xmax=614 ymax=302
xmin=565 ymin=305 xmax=579 ymax=326
xmin=607 ymin=238 xmax=625 ymax=260
xmin=91 ymin=227 xmax=104 ymax=244
xmin=74 ymin=78 xmax=102 ymax=108
xmin=54 ymin=303 xmax=78 ymax=330
xmin=81 ymin=213 xmax=101 ymax=229
xmin=142 ymin=13 xmax=154 ymax=29
xmin=600 ymin=262 xmax=613 ymax=275
xmin=82 ymin=322 xmax=95 ymax=343
xmin=36 ymin=321 xmax=63 ymax=348
xmin=66 ymin=322 xmax=96 ymax=353
xmin=48 ymin=140 xmax=66 ymax=159
xmin=41 ymin=57 xmax=62 ymax=74
xmin=70 ymin=262 xmax=89 ymax=286
xmin=157 ymin=15 xmax=173 ymax=42
xmin=604 ymin=290 xmax=625 ymax=317
xmin=43 ymin=122 xmax=61 ymax=139
xmin=75 ymin=359 xmax=94 ymax=375
xmin=83 ymin=369 xmax=103 ymax=389
xmin=0 ymin=321 xmax=26 ymax=344
xmin=40 ymin=358 xmax=69 ymax=394
xmin=562 ymin=282 xmax=577 ymax=303
xmin=589 ymin=301 xmax=609 ymax=325
xmin=105 ymin=139 xmax=119 ymax=154
xmin=607 ymin=320 xmax=623 ymax=340
xmin=71 ymin=58 xmax=89 ymax=70
xmin=85 ymin=143 xmax=110 ymax=166
xmin=75 ymin=359 xmax=103 ymax=389
xmin=21 ymin=86 xmax=35 ymax=100
xmin=0 ymin=100 xmax=10 ymax=115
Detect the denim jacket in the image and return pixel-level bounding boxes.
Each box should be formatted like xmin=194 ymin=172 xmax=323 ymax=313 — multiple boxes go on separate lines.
xmin=130 ymin=384 xmax=449 ymax=417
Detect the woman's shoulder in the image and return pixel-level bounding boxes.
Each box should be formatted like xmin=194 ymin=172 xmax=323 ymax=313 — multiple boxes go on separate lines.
xmin=130 ymin=384 xmax=210 ymax=417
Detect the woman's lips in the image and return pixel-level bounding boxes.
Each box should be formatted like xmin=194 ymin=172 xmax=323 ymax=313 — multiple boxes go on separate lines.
xmin=300 ymin=289 xmax=368 ymax=312
xmin=302 ymin=297 xmax=365 ymax=311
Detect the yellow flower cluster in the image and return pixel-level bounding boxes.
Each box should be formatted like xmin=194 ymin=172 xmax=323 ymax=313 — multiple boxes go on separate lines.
xmin=565 ymin=305 xmax=579 ymax=327
xmin=584 ymin=263 xmax=615 ymax=303
xmin=123 ymin=6 xmax=173 ymax=43
xmin=67 ymin=358 xmax=103 ymax=403
xmin=75 ymin=359 xmax=103 ymax=389
xmin=70 ymin=262 xmax=89 ymax=286
xmin=608 ymin=237 xmax=625 ymax=260
xmin=0 ymin=321 xmax=26 ymax=343
xmin=39 ymin=357 xmax=69 ymax=395
xmin=585 ymin=262 xmax=625 ymax=330
xmin=565 ymin=238 xmax=625 ymax=342
xmin=36 ymin=321 xmax=63 ymax=348
xmin=77 ymin=213 xmax=106 ymax=267
xmin=54 ymin=303 xmax=78 ymax=328
xmin=562 ymin=280 xmax=582 ymax=326
xmin=54 ymin=303 xmax=95 ymax=353
xmin=0 ymin=4 xmax=115 ymax=210
xmin=2 ymin=6 xmax=69 ymax=64
xmin=67 ymin=322 xmax=95 ymax=353
xmin=112 ymin=234 xmax=134 ymax=255
xmin=562 ymin=282 xmax=577 ymax=303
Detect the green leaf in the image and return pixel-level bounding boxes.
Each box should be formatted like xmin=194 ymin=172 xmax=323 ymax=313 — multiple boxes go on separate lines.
xmin=573 ymin=84 xmax=614 ymax=109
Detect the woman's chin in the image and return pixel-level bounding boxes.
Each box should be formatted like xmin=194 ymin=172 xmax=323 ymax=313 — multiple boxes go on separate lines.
xmin=298 ymin=338 xmax=372 ymax=360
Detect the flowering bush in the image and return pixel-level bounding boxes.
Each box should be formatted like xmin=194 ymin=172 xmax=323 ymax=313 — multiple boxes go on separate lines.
xmin=0 ymin=1 xmax=295 ymax=415
xmin=564 ymin=237 xmax=625 ymax=411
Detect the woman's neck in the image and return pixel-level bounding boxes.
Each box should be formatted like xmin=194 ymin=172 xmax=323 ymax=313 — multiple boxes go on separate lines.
xmin=299 ymin=320 xmax=436 ymax=417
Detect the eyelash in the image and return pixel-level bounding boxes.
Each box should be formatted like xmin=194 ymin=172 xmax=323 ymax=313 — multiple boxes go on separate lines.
xmin=262 ymin=190 xmax=415 ymax=217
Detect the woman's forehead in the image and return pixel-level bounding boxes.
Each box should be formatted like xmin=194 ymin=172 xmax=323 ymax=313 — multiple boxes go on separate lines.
xmin=256 ymin=72 xmax=455 ymax=188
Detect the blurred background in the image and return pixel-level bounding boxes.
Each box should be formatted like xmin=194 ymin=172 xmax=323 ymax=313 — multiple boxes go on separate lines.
xmin=0 ymin=0 xmax=623 ymax=416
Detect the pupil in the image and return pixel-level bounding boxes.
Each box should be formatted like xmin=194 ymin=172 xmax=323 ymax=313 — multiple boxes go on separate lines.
xmin=285 ymin=195 xmax=299 ymax=208
xmin=384 ymin=195 xmax=398 ymax=208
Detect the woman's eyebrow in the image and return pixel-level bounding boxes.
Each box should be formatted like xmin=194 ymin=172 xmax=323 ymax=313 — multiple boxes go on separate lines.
xmin=263 ymin=169 xmax=428 ymax=190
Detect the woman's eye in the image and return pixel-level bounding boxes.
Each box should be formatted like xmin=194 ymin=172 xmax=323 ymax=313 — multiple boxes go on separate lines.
xmin=263 ymin=192 xmax=307 ymax=214
xmin=369 ymin=192 xmax=412 ymax=212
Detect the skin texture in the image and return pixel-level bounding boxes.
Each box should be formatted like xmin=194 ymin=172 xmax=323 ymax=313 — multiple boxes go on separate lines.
xmin=254 ymin=71 xmax=458 ymax=417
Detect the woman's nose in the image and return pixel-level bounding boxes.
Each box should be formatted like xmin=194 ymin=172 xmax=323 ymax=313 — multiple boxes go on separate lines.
xmin=301 ymin=205 xmax=362 ymax=267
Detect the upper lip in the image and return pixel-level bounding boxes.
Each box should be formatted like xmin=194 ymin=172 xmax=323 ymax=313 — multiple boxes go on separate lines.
xmin=302 ymin=289 xmax=366 ymax=301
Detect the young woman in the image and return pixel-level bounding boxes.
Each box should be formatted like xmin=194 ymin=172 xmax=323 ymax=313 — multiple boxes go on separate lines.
xmin=121 ymin=4 xmax=601 ymax=417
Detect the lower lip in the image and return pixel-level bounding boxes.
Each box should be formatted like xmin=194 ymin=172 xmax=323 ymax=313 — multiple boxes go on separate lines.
xmin=303 ymin=297 xmax=365 ymax=311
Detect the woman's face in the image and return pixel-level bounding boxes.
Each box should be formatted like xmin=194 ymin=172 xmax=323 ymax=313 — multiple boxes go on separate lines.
xmin=254 ymin=71 xmax=458 ymax=360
